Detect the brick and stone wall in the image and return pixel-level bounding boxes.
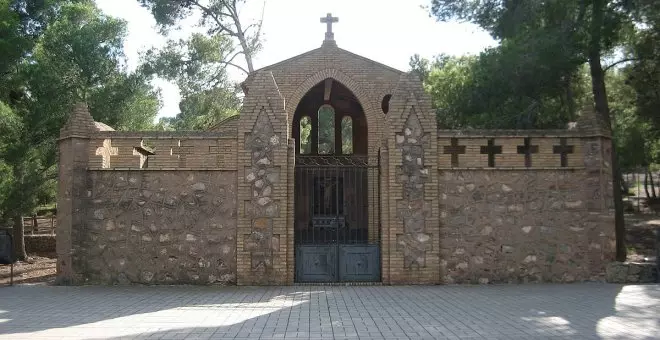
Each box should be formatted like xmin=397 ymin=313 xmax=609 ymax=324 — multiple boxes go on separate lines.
xmin=439 ymin=169 xmax=613 ymax=283
xmin=57 ymin=38 xmax=617 ymax=285
xmin=432 ymin=115 xmax=615 ymax=283
xmin=57 ymin=104 xmax=240 ymax=285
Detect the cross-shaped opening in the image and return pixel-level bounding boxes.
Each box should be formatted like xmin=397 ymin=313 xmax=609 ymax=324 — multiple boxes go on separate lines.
xmin=133 ymin=145 xmax=155 ymax=169
xmin=553 ymin=138 xmax=574 ymax=167
xmin=480 ymin=139 xmax=502 ymax=167
xmin=517 ymin=137 xmax=539 ymax=168
xmin=443 ymin=138 xmax=466 ymax=167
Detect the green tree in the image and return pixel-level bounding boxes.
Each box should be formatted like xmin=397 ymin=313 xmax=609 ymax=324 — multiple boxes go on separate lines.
xmin=138 ymin=0 xmax=264 ymax=73
xmin=142 ymin=33 xmax=241 ymax=130
xmin=428 ymin=0 xmax=653 ymax=260
xmin=138 ymin=0 xmax=266 ymax=129
xmin=0 ymin=1 xmax=160 ymax=260
xmin=413 ymin=48 xmax=586 ymax=129
xmin=624 ymin=1 xmax=660 ymax=166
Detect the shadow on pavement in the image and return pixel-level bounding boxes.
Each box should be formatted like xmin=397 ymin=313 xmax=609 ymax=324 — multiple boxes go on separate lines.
xmin=0 ymin=284 xmax=658 ymax=339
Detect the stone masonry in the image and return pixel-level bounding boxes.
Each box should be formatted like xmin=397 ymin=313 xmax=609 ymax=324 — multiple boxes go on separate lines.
xmin=80 ymin=170 xmax=237 ymax=284
xmin=56 ymin=16 xmax=615 ymax=285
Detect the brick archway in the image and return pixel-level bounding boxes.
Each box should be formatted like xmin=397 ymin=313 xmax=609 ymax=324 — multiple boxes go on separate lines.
xmin=288 ymin=69 xmax=382 ymax=155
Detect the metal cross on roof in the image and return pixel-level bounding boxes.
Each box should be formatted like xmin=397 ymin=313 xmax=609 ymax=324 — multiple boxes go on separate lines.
xmin=320 ymin=13 xmax=339 ymax=42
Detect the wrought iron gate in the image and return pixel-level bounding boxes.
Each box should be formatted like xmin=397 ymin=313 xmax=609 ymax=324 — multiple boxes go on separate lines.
xmin=294 ymin=155 xmax=381 ymax=282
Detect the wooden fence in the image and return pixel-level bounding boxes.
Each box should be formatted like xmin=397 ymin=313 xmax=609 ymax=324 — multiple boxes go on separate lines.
xmin=22 ymin=216 xmax=56 ymax=235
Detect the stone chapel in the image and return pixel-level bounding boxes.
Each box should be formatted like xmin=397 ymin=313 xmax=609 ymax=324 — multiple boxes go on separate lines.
xmin=56 ymin=14 xmax=615 ymax=285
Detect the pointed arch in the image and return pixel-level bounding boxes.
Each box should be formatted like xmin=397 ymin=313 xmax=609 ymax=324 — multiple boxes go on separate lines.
xmin=288 ymin=69 xmax=379 ymax=145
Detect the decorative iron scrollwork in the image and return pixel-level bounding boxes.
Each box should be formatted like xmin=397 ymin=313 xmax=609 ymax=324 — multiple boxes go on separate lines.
xmin=295 ymin=155 xmax=377 ymax=167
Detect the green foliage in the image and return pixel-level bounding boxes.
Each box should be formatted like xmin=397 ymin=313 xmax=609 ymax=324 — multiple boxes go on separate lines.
xmin=299 ymin=116 xmax=311 ymax=154
xmin=317 ymin=105 xmax=335 ymax=155
xmin=419 ymin=0 xmax=603 ymax=129
xmin=425 ymin=0 xmax=658 ymax=159
xmin=416 ymin=48 xmax=585 ymax=129
xmin=137 ymin=0 xmax=263 ymax=73
xmin=341 ymin=116 xmax=353 ymax=155
xmin=0 ymin=1 xmax=160 ymax=223
xmin=426 ymin=0 xmax=659 ymax=262
xmin=158 ymin=87 xmax=240 ymax=130
xmin=138 ymin=0 xmax=266 ymax=131
xmin=0 ymin=0 xmax=27 ymax=77
xmin=608 ymin=69 xmax=652 ymax=169
xmin=0 ymin=102 xmax=19 ymax=212
xmin=143 ymin=33 xmax=241 ymax=130
xmin=143 ymin=34 xmax=235 ymax=95
xmin=625 ymin=4 xmax=660 ymax=133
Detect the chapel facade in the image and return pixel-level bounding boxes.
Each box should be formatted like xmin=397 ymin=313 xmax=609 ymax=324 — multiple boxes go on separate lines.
xmin=56 ymin=14 xmax=615 ymax=285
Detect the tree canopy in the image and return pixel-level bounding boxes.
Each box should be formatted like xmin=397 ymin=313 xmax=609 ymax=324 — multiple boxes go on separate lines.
xmin=423 ymin=0 xmax=660 ymax=260
xmin=137 ymin=0 xmax=264 ymax=130
xmin=0 ymin=0 xmax=160 ymax=259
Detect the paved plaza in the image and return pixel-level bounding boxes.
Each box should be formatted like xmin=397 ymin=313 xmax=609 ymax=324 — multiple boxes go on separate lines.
xmin=0 ymin=283 xmax=658 ymax=339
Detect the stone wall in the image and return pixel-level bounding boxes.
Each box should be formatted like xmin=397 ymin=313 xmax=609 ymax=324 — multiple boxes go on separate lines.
xmin=75 ymin=170 xmax=237 ymax=284
xmin=25 ymin=235 xmax=56 ymax=255
xmin=439 ymin=170 xmax=615 ymax=283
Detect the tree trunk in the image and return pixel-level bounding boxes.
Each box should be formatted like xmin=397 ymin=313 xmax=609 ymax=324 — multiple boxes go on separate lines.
xmin=620 ymin=172 xmax=629 ymax=195
xmin=649 ymin=169 xmax=657 ymax=199
xmin=236 ymin=31 xmax=254 ymax=73
xmin=12 ymin=215 xmax=27 ymax=261
xmin=588 ymin=0 xmax=626 ymax=261
xmin=645 ymin=169 xmax=652 ymax=199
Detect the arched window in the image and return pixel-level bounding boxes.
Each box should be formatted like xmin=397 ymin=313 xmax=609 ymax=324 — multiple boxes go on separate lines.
xmin=299 ymin=116 xmax=311 ymax=154
xmin=317 ymin=105 xmax=335 ymax=155
xmin=341 ymin=116 xmax=353 ymax=154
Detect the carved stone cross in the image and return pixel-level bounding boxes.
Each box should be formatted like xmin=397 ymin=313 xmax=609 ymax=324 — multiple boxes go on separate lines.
xmin=133 ymin=145 xmax=155 ymax=169
xmin=95 ymin=139 xmax=118 ymax=168
xmin=320 ymin=13 xmax=338 ymax=41
xmin=517 ymin=137 xmax=539 ymax=167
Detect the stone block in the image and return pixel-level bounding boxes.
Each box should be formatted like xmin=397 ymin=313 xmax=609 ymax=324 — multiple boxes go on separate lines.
xmin=606 ymin=262 xmax=658 ymax=283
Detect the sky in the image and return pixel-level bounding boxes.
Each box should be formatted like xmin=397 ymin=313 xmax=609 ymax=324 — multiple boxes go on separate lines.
xmin=94 ymin=0 xmax=497 ymax=119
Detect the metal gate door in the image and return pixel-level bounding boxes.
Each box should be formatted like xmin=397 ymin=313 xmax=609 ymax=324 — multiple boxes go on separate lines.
xmin=294 ymin=156 xmax=381 ymax=282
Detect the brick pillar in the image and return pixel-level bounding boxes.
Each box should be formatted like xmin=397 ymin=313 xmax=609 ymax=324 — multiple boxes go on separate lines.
xmin=385 ymin=74 xmax=440 ymax=284
xmin=56 ymin=103 xmax=95 ymax=284
xmin=379 ymin=146 xmax=391 ymax=283
xmin=578 ymin=103 xmax=616 ymax=277
xmin=286 ymin=138 xmax=295 ymax=284
xmin=236 ymin=71 xmax=291 ymax=285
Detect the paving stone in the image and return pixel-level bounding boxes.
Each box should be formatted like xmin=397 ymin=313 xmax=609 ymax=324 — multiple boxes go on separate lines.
xmin=0 ymin=284 xmax=657 ymax=339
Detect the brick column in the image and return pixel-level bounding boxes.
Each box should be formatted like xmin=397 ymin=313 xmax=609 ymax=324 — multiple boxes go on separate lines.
xmin=56 ymin=103 xmax=95 ymax=284
xmin=578 ymin=103 xmax=616 ymax=277
xmin=385 ymin=74 xmax=440 ymax=284
xmin=236 ymin=71 xmax=290 ymax=285
xmin=379 ymin=146 xmax=391 ymax=283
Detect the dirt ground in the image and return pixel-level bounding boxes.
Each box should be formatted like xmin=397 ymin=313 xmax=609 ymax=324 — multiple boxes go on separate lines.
xmin=1 ymin=214 xmax=657 ymax=286
xmin=625 ymin=213 xmax=660 ymax=262
xmin=0 ymin=255 xmax=56 ymax=285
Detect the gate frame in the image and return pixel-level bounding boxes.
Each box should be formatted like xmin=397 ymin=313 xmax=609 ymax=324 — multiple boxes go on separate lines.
xmin=293 ymin=155 xmax=382 ymax=283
